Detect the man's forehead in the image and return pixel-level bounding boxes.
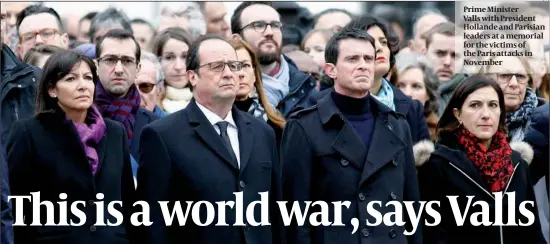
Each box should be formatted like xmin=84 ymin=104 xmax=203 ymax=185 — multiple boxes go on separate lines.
xmin=240 ymin=4 xmax=279 ymax=24
xmin=431 ymin=34 xmax=456 ymax=46
xmin=19 ymin=13 xmax=59 ymax=32
xmin=339 ymin=39 xmax=375 ymax=53
xmin=139 ymin=62 xmax=157 ymax=77
xmin=101 ymin=38 xmax=136 ymax=55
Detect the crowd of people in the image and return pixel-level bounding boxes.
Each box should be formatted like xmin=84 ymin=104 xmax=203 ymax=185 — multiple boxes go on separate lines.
xmin=0 ymin=1 xmax=549 ymax=244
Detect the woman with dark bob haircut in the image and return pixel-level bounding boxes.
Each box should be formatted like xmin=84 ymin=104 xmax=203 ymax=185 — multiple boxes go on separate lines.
xmin=344 ymin=16 xmax=430 ymax=144
xmin=6 ymin=50 xmax=137 ymax=243
xmin=415 ymin=75 xmax=545 ymax=244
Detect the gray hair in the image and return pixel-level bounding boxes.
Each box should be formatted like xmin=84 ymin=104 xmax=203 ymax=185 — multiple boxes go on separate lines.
xmin=159 ymin=2 xmax=206 ymax=38
xmin=140 ymin=51 xmax=165 ymax=85
xmin=395 ymin=51 xmax=440 ymax=115
xmin=89 ymin=7 xmax=133 ymax=43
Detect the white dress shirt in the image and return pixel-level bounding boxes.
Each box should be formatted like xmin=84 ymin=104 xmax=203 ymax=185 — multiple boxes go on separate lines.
xmin=196 ymin=102 xmax=241 ymax=168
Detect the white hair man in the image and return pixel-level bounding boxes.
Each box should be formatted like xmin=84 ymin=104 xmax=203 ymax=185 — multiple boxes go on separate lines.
xmin=137 ymin=51 xmax=168 ymax=118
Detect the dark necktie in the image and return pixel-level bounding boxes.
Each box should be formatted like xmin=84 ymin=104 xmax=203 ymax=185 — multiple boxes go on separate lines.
xmin=216 ymin=121 xmax=237 ymax=163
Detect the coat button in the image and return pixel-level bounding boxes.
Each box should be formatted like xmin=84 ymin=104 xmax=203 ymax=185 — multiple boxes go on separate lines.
xmin=392 ymin=159 xmax=398 ymax=166
xmin=88 ymin=200 xmax=95 ymax=206
xmin=361 ymin=228 xmax=370 ymax=237
xmin=239 ymin=181 xmax=246 ymax=189
xmin=244 ymin=223 xmax=250 ymax=231
xmin=90 ymin=226 xmax=96 ymax=232
xmin=340 ymin=158 xmax=349 ymax=167
xmin=389 ymin=228 xmax=396 ymax=238
xmin=387 ymin=124 xmax=393 ymax=130
xmin=358 ymin=193 xmax=365 ymax=201
xmin=390 ymin=192 xmax=397 ymax=200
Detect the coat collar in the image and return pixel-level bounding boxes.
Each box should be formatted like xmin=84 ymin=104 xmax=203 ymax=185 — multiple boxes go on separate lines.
xmin=318 ymin=89 xmax=399 ymax=125
xmin=316 ymin=90 xmax=406 ymax=187
xmin=187 ymin=98 xmax=255 ymax=174
xmin=392 ymin=85 xmax=412 ymax=116
xmin=36 ymin=106 xmax=109 ymax=179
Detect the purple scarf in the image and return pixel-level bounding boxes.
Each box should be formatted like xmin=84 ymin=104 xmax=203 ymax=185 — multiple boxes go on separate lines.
xmin=94 ymin=82 xmax=141 ymax=139
xmin=71 ymin=105 xmax=106 ymax=175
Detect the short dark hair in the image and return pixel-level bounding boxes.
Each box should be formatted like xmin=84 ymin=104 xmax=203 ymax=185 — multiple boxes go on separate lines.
xmin=437 ymin=75 xmax=507 ymax=142
xmin=89 ymin=7 xmax=132 ymax=43
xmin=151 ymin=27 xmax=193 ymax=57
xmin=36 ymin=50 xmax=100 ymax=114
xmin=186 ymin=34 xmax=232 ymax=72
xmin=16 ymin=5 xmax=64 ymax=34
xmin=230 ymin=1 xmax=275 ymax=35
xmin=325 ymin=28 xmax=375 ymax=65
xmin=95 ymin=29 xmax=141 ymax=62
xmin=23 ymin=44 xmax=64 ymax=67
xmin=344 ymin=16 xmax=400 ymax=69
xmin=423 ymin=22 xmax=456 ymax=50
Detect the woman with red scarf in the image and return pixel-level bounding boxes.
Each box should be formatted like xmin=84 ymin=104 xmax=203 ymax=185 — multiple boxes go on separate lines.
xmin=415 ymin=75 xmax=546 ymax=244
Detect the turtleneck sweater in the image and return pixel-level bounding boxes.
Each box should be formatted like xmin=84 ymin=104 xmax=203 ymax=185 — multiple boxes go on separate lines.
xmin=332 ymin=91 xmax=375 ymax=150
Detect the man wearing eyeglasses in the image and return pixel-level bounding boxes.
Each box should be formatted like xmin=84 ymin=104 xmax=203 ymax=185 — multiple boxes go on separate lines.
xmin=137 ymin=34 xmax=283 ymax=244
xmin=15 ymin=5 xmax=68 ymax=60
xmin=136 ymin=51 xmax=168 ymax=118
xmin=94 ymin=29 xmax=158 ymax=173
xmin=231 ymin=2 xmax=317 ymax=118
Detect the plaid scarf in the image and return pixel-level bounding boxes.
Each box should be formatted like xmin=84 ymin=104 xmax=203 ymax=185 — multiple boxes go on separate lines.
xmin=456 ymin=128 xmax=514 ymax=192
xmin=506 ymin=88 xmax=538 ymax=142
xmin=95 ymin=82 xmax=141 ymax=139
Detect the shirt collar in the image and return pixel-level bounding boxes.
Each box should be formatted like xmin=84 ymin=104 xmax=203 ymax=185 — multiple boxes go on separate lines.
xmin=196 ymin=101 xmax=237 ymax=128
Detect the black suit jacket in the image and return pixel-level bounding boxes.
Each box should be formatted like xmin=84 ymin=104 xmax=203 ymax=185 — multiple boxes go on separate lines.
xmin=136 ymin=99 xmax=283 ymax=244
xmin=5 ymin=108 xmax=137 ymax=244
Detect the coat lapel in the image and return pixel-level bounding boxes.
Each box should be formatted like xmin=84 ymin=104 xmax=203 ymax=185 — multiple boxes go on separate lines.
xmin=317 ymin=93 xmax=366 ymax=171
xmin=96 ymin=132 xmax=108 ymax=173
xmin=332 ymin=120 xmax=367 ymax=171
xmin=393 ymin=88 xmax=410 ymax=117
xmin=233 ymin=107 xmax=254 ymax=175
xmin=187 ymin=100 xmax=239 ymax=171
xmin=359 ymin=99 xmax=406 ymax=187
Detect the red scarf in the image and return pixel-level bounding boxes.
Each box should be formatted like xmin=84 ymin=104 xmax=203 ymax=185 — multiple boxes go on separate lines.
xmin=456 ymin=128 xmax=514 ymax=192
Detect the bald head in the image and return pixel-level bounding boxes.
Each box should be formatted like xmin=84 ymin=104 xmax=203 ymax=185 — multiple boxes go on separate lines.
xmin=409 ymin=13 xmax=448 ymax=53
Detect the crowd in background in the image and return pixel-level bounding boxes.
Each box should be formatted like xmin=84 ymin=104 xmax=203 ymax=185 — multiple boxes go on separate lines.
xmin=1 ymin=1 xmax=549 ymax=244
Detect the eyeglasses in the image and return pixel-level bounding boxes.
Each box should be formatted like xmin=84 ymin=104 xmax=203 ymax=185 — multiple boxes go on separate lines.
xmin=138 ymin=83 xmax=156 ymax=94
xmin=240 ymin=21 xmax=283 ymax=33
xmin=97 ymin=55 xmax=138 ymax=68
xmin=197 ymin=61 xmax=243 ymax=72
xmin=492 ymin=73 xmax=529 ymax=85
xmin=20 ymin=28 xmax=59 ymax=44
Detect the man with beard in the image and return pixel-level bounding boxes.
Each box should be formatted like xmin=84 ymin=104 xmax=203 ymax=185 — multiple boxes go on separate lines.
xmin=422 ymin=22 xmax=468 ymax=116
xmin=94 ymin=29 xmax=157 ymax=174
xmin=137 ymin=34 xmax=283 ymax=244
xmin=231 ymin=2 xmax=317 ymax=118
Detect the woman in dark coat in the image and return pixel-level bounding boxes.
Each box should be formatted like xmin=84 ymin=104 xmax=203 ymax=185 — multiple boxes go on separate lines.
xmin=6 ymin=50 xmax=136 ymax=244
xmin=231 ymin=39 xmax=286 ymax=145
xmin=415 ymin=75 xmax=546 ymax=244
